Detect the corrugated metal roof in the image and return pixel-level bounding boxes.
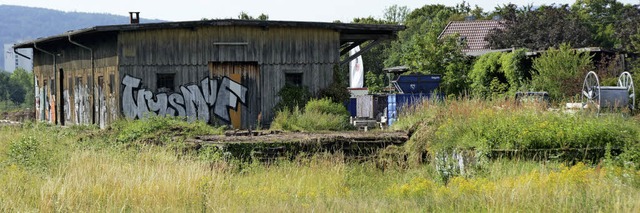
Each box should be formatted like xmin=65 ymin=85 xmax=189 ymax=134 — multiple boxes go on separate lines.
xmin=439 ymin=20 xmax=504 ymax=52
xmin=13 ymin=19 xmax=405 ymax=49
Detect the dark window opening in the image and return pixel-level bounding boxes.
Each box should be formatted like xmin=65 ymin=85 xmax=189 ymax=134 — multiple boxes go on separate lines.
xmin=98 ymin=76 xmax=104 ymax=91
xmin=285 ymin=73 xmax=303 ymax=86
xmin=68 ymin=77 xmax=73 ymax=93
xmin=157 ymin=73 xmax=175 ymax=92
xmin=76 ymin=77 xmax=83 ymax=89
xmin=109 ymin=74 xmax=115 ymax=94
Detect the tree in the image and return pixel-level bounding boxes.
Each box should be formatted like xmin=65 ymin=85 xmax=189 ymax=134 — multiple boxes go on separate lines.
xmin=468 ymin=49 xmax=529 ymax=98
xmin=351 ymin=5 xmax=411 ymax=92
xmin=487 ymin=4 xmax=595 ymax=51
xmin=10 ymin=68 xmax=34 ymax=108
xmin=571 ymin=0 xmax=625 ymax=49
xmin=383 ymin=5 xmax=410 ymax=24
xmin=613 ymin=4 xmax=640 ymax=52
xmin=385 ymin=4 xmax=481 ymax=95
xmin=237 ymin=11 xmax=269 ymax=20
xmin=0 ymin=70 xmax=27 ymax=108
xmin=351 ymin=16 xmax=395 ymax=91
xmin=531 ymin=44 xmax=594 ymax=101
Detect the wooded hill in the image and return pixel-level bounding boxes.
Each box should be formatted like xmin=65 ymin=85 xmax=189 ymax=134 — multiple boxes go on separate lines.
xmin=0 ymin=5 xmax=163 ymax=69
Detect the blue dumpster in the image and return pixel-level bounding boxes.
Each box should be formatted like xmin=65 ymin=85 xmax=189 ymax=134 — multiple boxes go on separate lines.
xmin=394 ymin=74 xmax=442 ymax=94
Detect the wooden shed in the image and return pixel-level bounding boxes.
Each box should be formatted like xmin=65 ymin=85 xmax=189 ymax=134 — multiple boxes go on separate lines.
xmin=13 ymin=18 xmax=404 ymax=128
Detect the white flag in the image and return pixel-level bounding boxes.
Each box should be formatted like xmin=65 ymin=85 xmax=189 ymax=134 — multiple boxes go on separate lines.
xmin=349 ymin=46 xmax=364 ymax=88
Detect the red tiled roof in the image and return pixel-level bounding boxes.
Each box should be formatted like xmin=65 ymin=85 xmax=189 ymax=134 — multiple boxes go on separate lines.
xmin=439 ymin=20 xmax=504 ymax=52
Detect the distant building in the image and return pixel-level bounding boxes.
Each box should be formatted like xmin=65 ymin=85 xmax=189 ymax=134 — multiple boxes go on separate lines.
xmin=439 ymin=20 xmax=509 ymax=56
xmin=14 ymin=17 xmax=404 ymax=128
xmin=4 ymin=43 xmax=33 ymax=72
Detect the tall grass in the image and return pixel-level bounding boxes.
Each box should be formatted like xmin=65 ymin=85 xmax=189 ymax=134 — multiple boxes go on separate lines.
xmin=394 ymin=97 xmax=640 ymax=166
xmin=271 ymin=98 xmax=352 ymax=132
xmin=1 ymin=125 xmax=638 ymax=212
xmin=1 ymin=101 xmax=640 ymax=211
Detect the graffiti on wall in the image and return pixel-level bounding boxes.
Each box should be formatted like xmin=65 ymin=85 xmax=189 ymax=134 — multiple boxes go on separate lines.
xmin=74 ymin=84 xmax=90 ymax=124
xmin=96 ymin=85 xmax=107 ymax=129
xmin=34 ymin=77 xmax=42 ymax=120
xmin=121 ymin=75 xmax=248 ymax=123
xmin=63 ymin=90 xmax=71 ymax=121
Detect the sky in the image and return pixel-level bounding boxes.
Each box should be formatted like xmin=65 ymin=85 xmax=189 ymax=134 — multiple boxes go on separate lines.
xmin=1 ymin=0 xmax=639 ymax=22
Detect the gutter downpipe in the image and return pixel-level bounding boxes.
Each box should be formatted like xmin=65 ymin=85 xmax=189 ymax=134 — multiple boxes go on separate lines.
xmin=13 ymin=48 xmax=31 ymax=60
xmin=33 ymin=42 xmax=55 ymax=124
xmin=13 ymin=48 xmax=34 ymax=121
xmin=68 ymin=35 xmax=95 ymax=125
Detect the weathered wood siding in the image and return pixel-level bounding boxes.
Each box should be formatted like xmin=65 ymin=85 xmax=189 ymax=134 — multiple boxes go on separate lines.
xmin=117 ymin=26 xmax=339 ymax=127
xmin=209 ymin=62 xmax=260 ymax=128
xmin=32 ymin=35 xmax=119 ymax=127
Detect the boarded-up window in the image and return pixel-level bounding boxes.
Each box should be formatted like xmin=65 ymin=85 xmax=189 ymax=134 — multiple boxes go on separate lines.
xmin=109 ymin=74 xmax=115 ymax=94
xmin=157 ymin=73 xmax=175 ymax=92
xmin=76 ymin=77 xmax=82 ymax=88
xmin=98 ymin=76 xmax=104 ymax=91
xmin=285 ymin=73 xmax=303 ymax=86
xmin=68 ymin=77 xmax=73 ymax=95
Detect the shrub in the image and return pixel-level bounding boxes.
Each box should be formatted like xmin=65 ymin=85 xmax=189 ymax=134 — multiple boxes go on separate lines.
xmin=4 ymin=124 xmax=70 ymax=173
xmin=271 ymin=98 xmax=352 ymax=132
xmin=318 ymin=66 xmax=351 ymax=105
xmin=7 ymin=136 xmax=49 ymax=170
xmin=270 ymin=106 xmax=303 ymax=132
xmin=275 ymin=84 xmax=312 ymax=112
xmin=531 ymin=43 xmax=594 ymax=101
xmin=398 ymin=97 xmax=640 ymax=166
xmin=304 ymin=98 xmax=350 ymax=117
xmin=469 ymin=49 xmax=529 ymax=98
xmin=111 ymin=115 xmax=224 ymax=145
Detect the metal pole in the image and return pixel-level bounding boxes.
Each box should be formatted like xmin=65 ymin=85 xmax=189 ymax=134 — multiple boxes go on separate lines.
xmin=68 ymin=35 xmax=95 ymax=125
xmin=33 ymin=42 xmax=56 ymax=124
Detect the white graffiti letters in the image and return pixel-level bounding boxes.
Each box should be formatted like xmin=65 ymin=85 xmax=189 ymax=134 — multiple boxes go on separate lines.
xmin=121 ymin=75 xmax=248 ymax=123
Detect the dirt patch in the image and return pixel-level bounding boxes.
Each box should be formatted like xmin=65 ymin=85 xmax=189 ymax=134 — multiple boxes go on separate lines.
xmin=189 ymin=130 xmax=409 ymax=144
xmin=185 ymin=130 xmax=410 ymax=161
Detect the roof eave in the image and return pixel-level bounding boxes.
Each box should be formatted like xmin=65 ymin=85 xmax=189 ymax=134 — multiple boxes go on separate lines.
xmin=13 ymin=19 xmax=405 ymax=49
xmin=13 ymin=27 xmax=98 ymax=49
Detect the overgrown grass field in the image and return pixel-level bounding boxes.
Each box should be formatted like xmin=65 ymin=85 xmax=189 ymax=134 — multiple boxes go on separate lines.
xmin=1 ymin=99 xmax=640 ymax=212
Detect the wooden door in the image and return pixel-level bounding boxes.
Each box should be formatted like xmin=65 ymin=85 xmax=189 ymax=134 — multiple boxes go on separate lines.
xmin=209 ymin=62 xmax=260 ymax=129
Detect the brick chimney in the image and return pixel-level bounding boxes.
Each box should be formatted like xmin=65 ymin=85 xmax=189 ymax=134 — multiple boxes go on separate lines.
xmin=129 ymin=12 xmax=140 ymax=24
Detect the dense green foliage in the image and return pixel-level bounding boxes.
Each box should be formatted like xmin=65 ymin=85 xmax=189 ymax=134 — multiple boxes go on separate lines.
xmin=111 ymin=115 xmax=224 ymax=145
xmin=271 ymin=98 xmax=352 ymax=132
xmin=351 ymin=6 xmax=408 ymax=93
xmin=487 ymin=4 xmax=595 ymax=51
xmin=469 ymin=49 xmax=528 ymax=98
xmin=1 ymin=104 xmax=640 ymax=211
xmin=531 ymin=44 xmax=594 ymax=101
xmin=393 ymin=98 xmax=640 ymax=170
xmin=384 ymin=4 xmax=477 ymax=96
xmin=0 ymin=68 xmax=34 ymax=111
xmin=318 ymin=66 xmax=351 ymax=104
xmin=365 ymin=71 xmax=385 ymax=93
xmin=274 ymin=84 xmax=311 ymax=111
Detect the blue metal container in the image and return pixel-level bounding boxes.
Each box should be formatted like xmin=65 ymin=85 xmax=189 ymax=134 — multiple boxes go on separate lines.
xmin=387 ymin=94 xmax=397 ymax=126
xmin=387 ymin=93 xmax=434 ymax=126
xmin=395 ymin=74 xmax=442 ymax=94
xmin=347 ymin=98 xmax=357 ymax=117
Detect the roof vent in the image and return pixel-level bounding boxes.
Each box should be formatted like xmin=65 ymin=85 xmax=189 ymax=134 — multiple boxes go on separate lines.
xmin=129 ymin=12 xmax=140 ymax=24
